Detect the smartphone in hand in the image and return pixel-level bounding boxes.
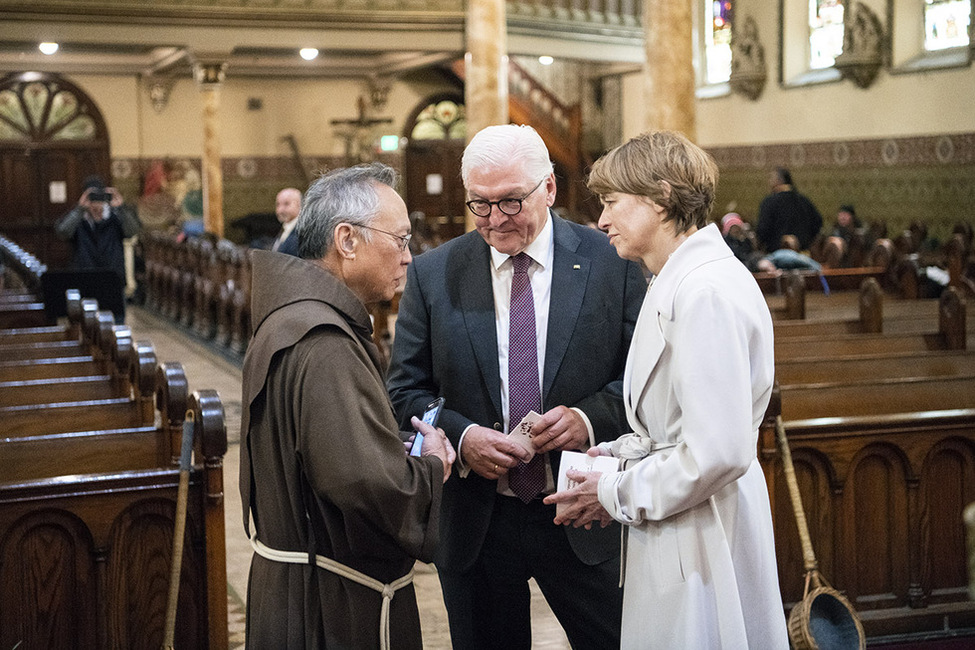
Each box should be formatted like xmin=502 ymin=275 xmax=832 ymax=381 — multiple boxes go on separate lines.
xmin=410 ymin=397 xmax=445 ymax=457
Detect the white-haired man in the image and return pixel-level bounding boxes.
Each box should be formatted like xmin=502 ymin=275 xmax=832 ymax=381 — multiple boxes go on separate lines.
xmin=388 ymin=125 xmax=645 ymax=648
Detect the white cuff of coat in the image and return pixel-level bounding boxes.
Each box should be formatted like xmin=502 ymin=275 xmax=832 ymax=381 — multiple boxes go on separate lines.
xmin=598 ymin=471 xmax=636 ymax=524
xmin=456 ymin=423 xmax=478 ymax=478
xmin=570 ymin=407 xmax=595 ymax=449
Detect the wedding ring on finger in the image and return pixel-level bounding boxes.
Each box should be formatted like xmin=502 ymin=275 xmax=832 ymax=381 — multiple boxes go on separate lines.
xmin=493 ymin=463 xmax=499 ymax=473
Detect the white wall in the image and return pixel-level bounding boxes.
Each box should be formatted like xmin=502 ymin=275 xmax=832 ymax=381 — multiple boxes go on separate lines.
xmin=67 ymin=73 xmax=458 ymax=159
xmin=621 ymin=0 xmax=975 ymax=147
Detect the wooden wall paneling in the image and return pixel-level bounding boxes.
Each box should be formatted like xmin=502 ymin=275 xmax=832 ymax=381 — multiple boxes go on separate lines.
xmin=0 ymin=510 xmax=97 ymax=650
xmin=842 ymin=443 xmax=910 ymax=611
xmin=773 ymin=446 xmax=836 ymax=606
xmin=918 ymin=435 xmax=975 ymax=606
xmin=106 ymin=498 xmax=205 ymax=650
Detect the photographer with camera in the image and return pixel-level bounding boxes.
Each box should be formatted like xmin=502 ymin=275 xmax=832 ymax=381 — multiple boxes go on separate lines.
xmin=55 ymin=175 xmax=141 ymax=322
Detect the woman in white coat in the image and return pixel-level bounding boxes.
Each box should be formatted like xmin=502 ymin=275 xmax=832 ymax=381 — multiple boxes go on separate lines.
xmin=546 ymin=131 xmax=789 ymax=648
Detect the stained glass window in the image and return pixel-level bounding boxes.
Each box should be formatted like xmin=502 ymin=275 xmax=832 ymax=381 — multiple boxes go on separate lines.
xmin=706 ymin=0 xmax=734 ymax=83
xmin=924 ymin=0 xmax=971 ymax=50
xmin=410 ymin=101 xmax=466 ymax=140
xmin=809 ymin=0 xmax=845 ymax=69
xmin=0 ymin=79 xmax=98 ymax=142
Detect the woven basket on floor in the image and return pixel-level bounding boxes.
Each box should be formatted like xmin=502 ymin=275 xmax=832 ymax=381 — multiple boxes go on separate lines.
xmin=776 ymin=416 xmax=866 ymax=650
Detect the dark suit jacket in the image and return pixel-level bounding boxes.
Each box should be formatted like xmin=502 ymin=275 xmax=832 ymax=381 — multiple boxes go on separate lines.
xmin=387 ymin=215 xmax=646 ymax=573
xmin=276 ymin=228 xmax=300 ymax=257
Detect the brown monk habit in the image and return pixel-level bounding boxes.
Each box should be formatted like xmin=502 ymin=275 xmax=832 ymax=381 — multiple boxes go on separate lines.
xmin=240 ymin=250 xmax=443 ymax=649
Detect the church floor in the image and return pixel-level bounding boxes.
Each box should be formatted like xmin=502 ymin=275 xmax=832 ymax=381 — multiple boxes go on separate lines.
xmin=125 ymin=306 xmax=570 ymax=649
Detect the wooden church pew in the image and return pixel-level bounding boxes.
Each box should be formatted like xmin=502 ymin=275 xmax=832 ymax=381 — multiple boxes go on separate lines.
xmin=0 ymin=386 xmax=228 ymax=650
xmin=759 ymin=388 xmax=975 ymax=640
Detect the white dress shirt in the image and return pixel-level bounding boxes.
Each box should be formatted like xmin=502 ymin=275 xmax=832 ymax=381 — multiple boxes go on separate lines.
xmin=457 ymin=214 xmax=595 ymax=493
xmin=272 ymin=218 xmax=297 ymax=251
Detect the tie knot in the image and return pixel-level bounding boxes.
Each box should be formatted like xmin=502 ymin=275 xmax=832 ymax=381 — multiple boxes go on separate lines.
xmin=512 ymin=252 xmax=532 ymax=274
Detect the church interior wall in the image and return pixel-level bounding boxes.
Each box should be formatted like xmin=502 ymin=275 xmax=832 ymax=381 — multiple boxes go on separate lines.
xmin=615 ymin=0 xmax=974 ymax=241
xmin=48 ymin=0 xmax=973 ymax=244
xmin=63 ymin=71 xmax=457 ymax=241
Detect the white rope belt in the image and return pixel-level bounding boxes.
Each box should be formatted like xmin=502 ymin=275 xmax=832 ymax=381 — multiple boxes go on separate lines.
xmin=250 ymin=534 xmax=414 ymax=650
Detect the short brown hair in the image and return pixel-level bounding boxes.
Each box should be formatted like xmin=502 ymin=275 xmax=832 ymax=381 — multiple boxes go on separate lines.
xmin=588 ymin=130 xmax=718 ymax=234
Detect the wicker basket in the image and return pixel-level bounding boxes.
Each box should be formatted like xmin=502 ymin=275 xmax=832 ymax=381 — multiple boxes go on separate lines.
xmin=776 ymin=416 xmax=866 ymax=650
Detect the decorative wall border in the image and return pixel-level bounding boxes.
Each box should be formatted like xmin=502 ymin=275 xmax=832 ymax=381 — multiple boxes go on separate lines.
xmin=708 ymin=132 xmax=975 ymax=170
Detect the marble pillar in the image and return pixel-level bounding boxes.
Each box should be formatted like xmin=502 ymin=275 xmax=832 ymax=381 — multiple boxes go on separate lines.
xmin=465 ymin=0 xmax=509 ymax=230
xmin=193 ymin=60 xmax=227 ymax=237
xmin=642 ymin=0 xmax=696 ymax=141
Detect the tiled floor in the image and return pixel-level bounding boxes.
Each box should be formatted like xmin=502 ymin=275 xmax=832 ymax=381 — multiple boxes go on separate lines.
xmin=127 ymin=306 xmax=570 ymax=649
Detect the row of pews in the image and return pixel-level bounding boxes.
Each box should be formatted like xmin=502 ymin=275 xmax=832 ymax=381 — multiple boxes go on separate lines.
xmin=0 ymin=237 xmax=229 ymax=649
xmin=140 ymin=230 xmax=397 ymax=362
xmin=761 ymin=279 xmax=975 ymax=642
xmin=758 ymin=219 xmax=975 ymax=300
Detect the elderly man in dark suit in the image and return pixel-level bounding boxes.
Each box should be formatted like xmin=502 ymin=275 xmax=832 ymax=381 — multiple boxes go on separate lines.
xmin=387 ymin=124 xmax=645 ymax=649
xmin=271 ymin=187 xmax=302 ymax=256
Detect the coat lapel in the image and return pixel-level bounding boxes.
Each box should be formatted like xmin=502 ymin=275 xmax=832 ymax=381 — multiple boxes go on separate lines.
xmin=543 ymin=218 xmax=585 ymax=401
xmin=458 ymin=237 xmax=504 ymax=419
xmin=624 ymin=287 xmax=664 ymax=433
xmin=624 ymin=224 xmax=734 ymax=433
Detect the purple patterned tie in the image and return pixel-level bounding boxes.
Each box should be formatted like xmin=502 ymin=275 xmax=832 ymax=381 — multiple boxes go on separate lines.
xmin=507 ymin=252 xmax=546 ymax=503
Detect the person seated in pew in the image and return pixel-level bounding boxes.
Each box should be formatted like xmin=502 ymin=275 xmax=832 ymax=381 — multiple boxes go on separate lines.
xmin=270 ymin=187 xmax=302 ymax=255
xmin=722 ymin=212 xmax=821 ymax=273
xmin=831 ymin=204 xmax=862 ymax=241
xmin=240 ymin=163 xmax=455 ymax=649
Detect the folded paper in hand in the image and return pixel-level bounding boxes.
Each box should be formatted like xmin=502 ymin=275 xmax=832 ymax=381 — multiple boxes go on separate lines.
xmin=508 ymin=410 xmax=541 ymax=459
xmin=556 ymin=450 xmax=619 ymax=515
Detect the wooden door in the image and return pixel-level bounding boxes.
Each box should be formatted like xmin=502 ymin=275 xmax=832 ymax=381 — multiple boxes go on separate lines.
xmin=0 ymin=72 xmax=111 ymax=269
xmin=404 ymin=139 xmax=465 ymax=242
xmin=403 ymin=95 xmax=466 ymax=244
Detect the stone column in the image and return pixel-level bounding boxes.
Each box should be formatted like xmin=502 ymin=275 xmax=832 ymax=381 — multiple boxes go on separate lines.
xmin=192 ymin=60 xmax=227 ymax=237
xmin=464 ymin=0 xmax=509 ymax=230
xmin=642 ymin=0 xmax=696 ymax=140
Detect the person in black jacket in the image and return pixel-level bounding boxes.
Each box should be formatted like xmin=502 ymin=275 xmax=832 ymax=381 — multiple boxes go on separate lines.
xmin=55 ymin=175 xmax=141 ymax=322
xmin=755 ymin=167 xmax=823 ymax=252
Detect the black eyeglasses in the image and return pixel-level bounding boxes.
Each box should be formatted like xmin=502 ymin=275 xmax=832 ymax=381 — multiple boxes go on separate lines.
xmin=355 ymin=224 xmax=412 ymax=252
xmin=466 ymin=178 xmax=545 ymax=218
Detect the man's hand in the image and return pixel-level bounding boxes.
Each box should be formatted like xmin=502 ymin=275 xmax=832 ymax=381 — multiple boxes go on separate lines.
xmin=105 ymin=187 xmax=124 ymax=208
xmin=531 ymin=406 xmax=589 ymax=454
xmin=412 ymin=416 xmax=457 ymax=484
xmin=461 ymin=425 xmax=532 ymax=479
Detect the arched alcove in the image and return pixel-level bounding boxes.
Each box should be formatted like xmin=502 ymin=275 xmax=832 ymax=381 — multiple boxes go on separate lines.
xmin=402 ymin=94 xmax=466 ymax=244
xmin=0 ymin=71 xmax=111 ymax=268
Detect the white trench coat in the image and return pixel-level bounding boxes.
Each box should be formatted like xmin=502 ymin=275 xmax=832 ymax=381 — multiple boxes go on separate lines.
xmin=597 ymin=224 xmax=789 ymax=649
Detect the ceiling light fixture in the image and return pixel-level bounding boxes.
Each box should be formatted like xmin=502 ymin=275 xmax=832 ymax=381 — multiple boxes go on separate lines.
xmin=39 ymin=42 xmax=59 ymax=55
xmin=299 ymin=48 xmax=319 ymax=61
xmin=538 ymin=55 xmax=554 ymax=65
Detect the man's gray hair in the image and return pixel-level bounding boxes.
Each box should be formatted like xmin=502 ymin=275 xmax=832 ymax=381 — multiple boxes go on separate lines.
xmin=461 ymin=124 xmax=553 ymax=188
xmin=296 ymin=162 xmax=398 ymax=260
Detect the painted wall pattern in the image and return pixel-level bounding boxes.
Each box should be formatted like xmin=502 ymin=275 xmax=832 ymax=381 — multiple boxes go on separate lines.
xmin=708 ymin=132 xmax=975 ymax=242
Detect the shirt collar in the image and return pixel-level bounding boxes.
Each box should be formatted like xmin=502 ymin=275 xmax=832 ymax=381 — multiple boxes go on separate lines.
xmin=488 ymin=210 xmax=554 ymax=271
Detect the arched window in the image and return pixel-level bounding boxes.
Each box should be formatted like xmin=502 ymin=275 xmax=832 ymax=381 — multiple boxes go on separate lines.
xmin=705 ymin=0 xmax=734 ymax=84
xmin=409 ymin=100 xmax=466 ymax=140
xmin=924 ymin=0 xmax=972 ymax=50
xmin=809 ymin=0 xmax=846 ymax=69
xmin=0 ymin=76 xmax=101 ymax=142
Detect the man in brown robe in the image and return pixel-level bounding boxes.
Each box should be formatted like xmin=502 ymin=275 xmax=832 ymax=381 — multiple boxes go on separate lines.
xmin=240 ymin=163 xmax=455 ymax=649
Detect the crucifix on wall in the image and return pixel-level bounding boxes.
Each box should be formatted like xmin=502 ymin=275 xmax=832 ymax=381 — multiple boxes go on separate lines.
xmin=330 ymin=95 xmax=393 ymax=166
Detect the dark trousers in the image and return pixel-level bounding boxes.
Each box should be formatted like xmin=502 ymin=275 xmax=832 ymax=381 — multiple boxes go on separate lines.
xmin=438 ymin=494 xmax=622 ymax=649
